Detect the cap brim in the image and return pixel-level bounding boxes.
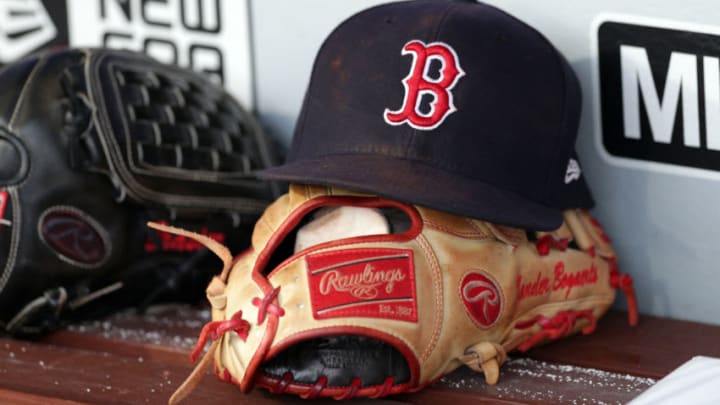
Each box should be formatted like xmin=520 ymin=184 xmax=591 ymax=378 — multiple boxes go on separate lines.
xmin=257 ymin=155 xmax=563 ymax=231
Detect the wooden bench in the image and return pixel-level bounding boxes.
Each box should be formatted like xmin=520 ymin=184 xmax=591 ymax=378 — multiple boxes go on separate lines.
xmin=1 ymin=307 xmax=718 ymax=404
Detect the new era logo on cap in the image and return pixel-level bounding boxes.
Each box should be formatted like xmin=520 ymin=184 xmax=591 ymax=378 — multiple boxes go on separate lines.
xmin=383 ymin=40 xmax=465 ymax=130
xmin=565 ymin=158 xmax=582 ymax=184
xmin=260 ymin=0 xmax=595 ymax=230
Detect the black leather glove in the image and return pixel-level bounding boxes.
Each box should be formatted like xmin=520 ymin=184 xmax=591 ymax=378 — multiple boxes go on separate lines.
xmin=0 ymin=47 xmax=280 ymax=336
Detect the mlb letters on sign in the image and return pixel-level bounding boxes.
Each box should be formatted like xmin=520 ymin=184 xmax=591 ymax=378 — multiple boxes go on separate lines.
xmin=597 ymin=18 xmax=720 ymax=174
xmin=384 ymin=40 xmax=465 ymax=130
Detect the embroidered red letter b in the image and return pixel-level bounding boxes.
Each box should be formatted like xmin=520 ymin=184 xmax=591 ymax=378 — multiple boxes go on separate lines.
xmin=384 ymin=40 xmax=464 ymax=130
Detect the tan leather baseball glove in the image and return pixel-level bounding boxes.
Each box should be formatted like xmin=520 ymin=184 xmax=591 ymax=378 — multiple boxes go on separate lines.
xmin=156 ymin=184 xmax=637 ymax=403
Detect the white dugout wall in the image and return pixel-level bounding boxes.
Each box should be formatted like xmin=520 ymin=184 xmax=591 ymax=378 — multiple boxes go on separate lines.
xmin=8 ymin=0 xmax=719 ymax=325
xmin=251 ymin=0 xmax=720 ymax=325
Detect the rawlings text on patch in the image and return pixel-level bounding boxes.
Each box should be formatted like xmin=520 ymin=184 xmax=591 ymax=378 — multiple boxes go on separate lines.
xmin=307 ymin=248 xmax=417 ymax=322
xmin=461 ymin=271 xmax=503 ymax=329
xmin=384 ymin=40 xmax=464 ymax=130
xmin=144 ymin=220 xmax=225 ymax=252
xmin=517 ymin=261 xmax=599 ymax=301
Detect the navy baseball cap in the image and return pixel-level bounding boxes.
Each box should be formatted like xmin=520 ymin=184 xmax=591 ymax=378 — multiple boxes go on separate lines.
xmin=259 ymin=0 xmax=593 ymax=230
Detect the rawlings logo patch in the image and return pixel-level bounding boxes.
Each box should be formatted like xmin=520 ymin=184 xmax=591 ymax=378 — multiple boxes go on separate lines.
xmin=384 ymin=40 xmax=464 ymax=130
xmin=461 ymin=271 xmax=503 ymax=329
xmin=319 ymin=266 xmax=406 ymax=300
xmin=307 ymin=248 xmax=417 ymax=322
xmin=39 ymin=207 xmax=110 ymax=268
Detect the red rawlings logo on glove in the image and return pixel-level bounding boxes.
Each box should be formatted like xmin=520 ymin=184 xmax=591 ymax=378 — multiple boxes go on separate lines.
xmin=461 ymin=272 xmax=503 ymax=329
xmin=318 ymin=265 xmax=407 ymax=300
xmin=39 ymin=207 xmax=109 ymax=267
xmin=307 ymin=248 xmax=417 ymax=322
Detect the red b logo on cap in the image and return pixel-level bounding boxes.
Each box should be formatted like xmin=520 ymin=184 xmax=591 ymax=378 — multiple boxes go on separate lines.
xmin=384 ymin=40 xmax=465 ymax=130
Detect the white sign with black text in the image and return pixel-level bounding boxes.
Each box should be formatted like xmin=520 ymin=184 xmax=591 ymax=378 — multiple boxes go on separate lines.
xmin=67 ymin=0 xmax=254 ymax=108
xmin=594 ymin=15 xmax=720 ymax=179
